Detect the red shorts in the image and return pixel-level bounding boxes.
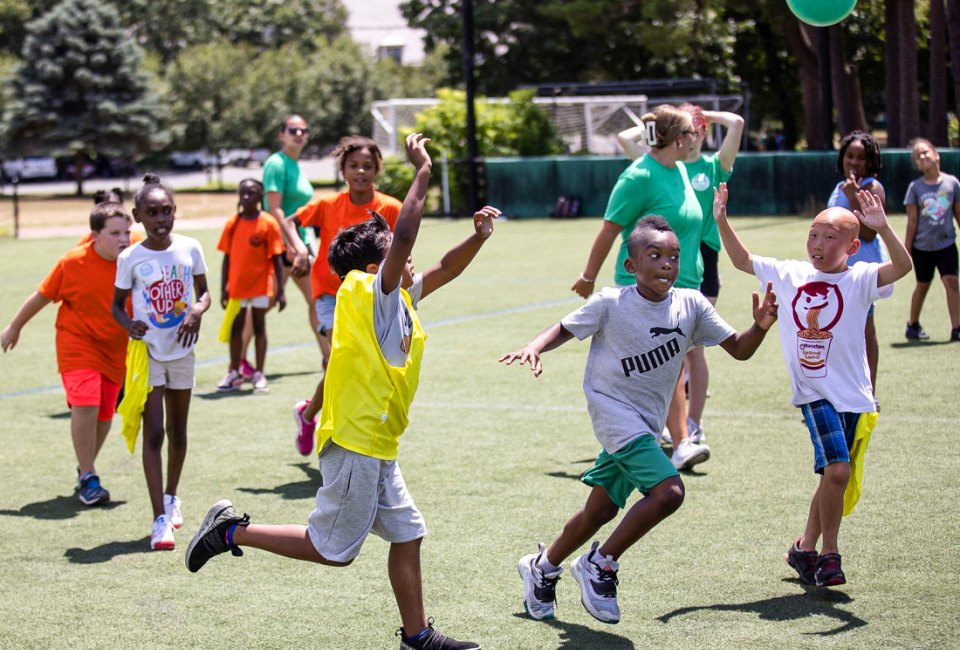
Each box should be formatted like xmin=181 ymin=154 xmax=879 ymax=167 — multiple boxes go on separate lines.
xmin=61 ymin=370 xmax=121 ymax=421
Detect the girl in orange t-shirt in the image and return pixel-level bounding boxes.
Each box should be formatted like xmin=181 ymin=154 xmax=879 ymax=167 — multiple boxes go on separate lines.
xmin=2 ymin=203 xmax=133 ymax=507
xmin=216 ymin=179 xmax=286 ymax=392
xmin=281 ymin=135 xmax=402 ymax=454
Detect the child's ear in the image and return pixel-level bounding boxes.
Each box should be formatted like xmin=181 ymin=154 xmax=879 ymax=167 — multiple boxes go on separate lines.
xmin=846 ymin=238 xmax=861 ymax=256
xmin=624 ymin=257 xmax=637 ymax=274
xmin=366 ymin=262 xmax=380 ymax=274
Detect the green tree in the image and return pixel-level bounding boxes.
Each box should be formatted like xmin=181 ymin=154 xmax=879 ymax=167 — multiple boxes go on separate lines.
xmin=3 ymin=0 xmax=165 ymax=194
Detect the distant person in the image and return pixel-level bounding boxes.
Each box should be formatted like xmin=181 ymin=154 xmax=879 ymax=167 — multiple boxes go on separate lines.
xmin=902 ymin=138 xmax=960 ymax=342
xmin=827 ymin=131 xmax=886 ymax=399
xmin=576 ymin=104 xmax=709 ymax=470
xmin=503 ymin=216 xmax=777 ymax=624
xmin=185 ymin=134 xmax=495 ymax=650
xmin=112 ymin=174 xmax=211 ymax=551
xmin=2 ymin=202 xmax=133 ymax=506
xmin=283 ymin=136 xmax=402 ymax=456
xmin=715 ymin=183 xmax=911 ymax=587
xmin=77 ymin=188 xmax=143 ymax=246
xmin=216 ymin=178 xmax=286 ymax=392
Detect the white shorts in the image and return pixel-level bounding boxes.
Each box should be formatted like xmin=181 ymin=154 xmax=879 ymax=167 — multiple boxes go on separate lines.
xmin=148 ymin=350 xmax=195 ymax=390
xmin=239 ymin=295 xmax=270 ymax=309
xmin=306 ymin=443 xmax=427 ymax=563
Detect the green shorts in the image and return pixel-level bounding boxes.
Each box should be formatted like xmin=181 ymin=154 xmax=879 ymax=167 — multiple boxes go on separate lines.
xmin=581 ymin=434 xmax=679 ymax=509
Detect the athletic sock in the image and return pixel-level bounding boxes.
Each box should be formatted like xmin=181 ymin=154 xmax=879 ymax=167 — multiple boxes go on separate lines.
xmin=537 ymin=553 xmax=562 ymax=574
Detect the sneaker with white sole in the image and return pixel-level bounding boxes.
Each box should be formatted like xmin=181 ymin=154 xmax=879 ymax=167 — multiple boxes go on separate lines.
xmin=571 ymin=541 xmax=620 ymax=624
xmin=905 ymin=321 xmax=929 ymax=340
xmin=659 ymin=427 xmax=672 ymax=447
xmin=671 ymin=437 xmax=710 ymax=470
xmin=77 ymin=472 xmax=110 ymax=506
xmin=396 ymin=619 xmax=481 ymax=650
xmin=164 ymin=493 xmax=183 ymax=529
xmin=688 ymin=418 xmax=706 ymax=444
xmin=252 ymin=370 xmax=268 ymax=392
xmin=294 ymin=400 xmax=316 ymax=456
xmin=518 ymin=543 xmax=562 ymax=620
xmin=151 ymin=514 xmax=175 ymax=551
xmin=185 ymin=499 xmax=249 ymax=572
xmin=217 ymin=369 xmax=244 ymax=392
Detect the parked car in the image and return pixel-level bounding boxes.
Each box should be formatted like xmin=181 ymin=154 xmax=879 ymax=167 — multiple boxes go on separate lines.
xmin=56 ymin=156 xmax=96 ymax=180
xmin=169 ymin=149 xmax=216 ymax=169
xmin=2 ymin=156 xmax=58 ymax=180
xmin=217 ymin=148 xmax=272 ymax=167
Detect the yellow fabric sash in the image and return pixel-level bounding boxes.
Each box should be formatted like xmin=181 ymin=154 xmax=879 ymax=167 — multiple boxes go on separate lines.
xmin=843 ymin=411 xmax=879 ymax=516
xmin=218 ymin=298 xmax=242 ymax=343
xmin=117 ymin=339 xmax=151 ymax=454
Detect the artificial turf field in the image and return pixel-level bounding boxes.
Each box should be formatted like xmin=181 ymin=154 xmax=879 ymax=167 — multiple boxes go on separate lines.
xmin=0 ymin=215 xmax=957 ymax=649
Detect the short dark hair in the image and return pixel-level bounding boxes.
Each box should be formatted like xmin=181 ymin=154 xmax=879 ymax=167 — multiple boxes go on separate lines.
xmin=89 ymin=202 xmax=131 ymax=232
xmin=134 ymin=173 xmax=175 ymax=209
xmin=837 ymin=131 xmax=882 ymax=177
xmin=327 ymin=211 xmax=393 ymax=278
xmin=93 ymin=187 xmax=123 ymax=205
xmin=627 ymin=215 xmax=675 ymax=257
xmin=333 ymin=135 xmax=383 ymax=175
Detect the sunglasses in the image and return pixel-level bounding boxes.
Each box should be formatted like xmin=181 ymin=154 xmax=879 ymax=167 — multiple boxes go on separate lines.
xmin=286 ymin=127 xmax=310 ymax=136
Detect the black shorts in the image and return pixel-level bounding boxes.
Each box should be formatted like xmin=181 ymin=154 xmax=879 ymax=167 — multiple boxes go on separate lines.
xmin=912 ymin=244 xmax=959 ymax=283
xmin=699 ymin=241 xmax=720 ymax=298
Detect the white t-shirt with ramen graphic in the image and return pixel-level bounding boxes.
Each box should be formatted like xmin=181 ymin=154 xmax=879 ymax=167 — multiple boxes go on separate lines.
xmin=115 ymin=235 xmax=208 ymax=361
xmin=561 ymin=286 xmax=735 ymax=454
xmin=753 ymin=256 xmax=892 ymax=412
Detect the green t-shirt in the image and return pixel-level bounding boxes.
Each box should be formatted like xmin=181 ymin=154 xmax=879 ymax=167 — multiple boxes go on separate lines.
xmin=685 ymin=153 xmax=733 ymax=252
xmin=604 ymin=156 xmax=704 ymax=289
xmin=262 ymin=151 xmax=314 ymax=242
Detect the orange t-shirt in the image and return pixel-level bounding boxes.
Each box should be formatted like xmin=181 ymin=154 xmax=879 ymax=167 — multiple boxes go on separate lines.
xmin=37 ymin=242 xmax=129 ymax=385
xmin=77 ymin=231 xmax=144 ymax=246
xmin=296 ymin=191 xmax=402 ymax=299
xmin=216 ymin=212 xmax=285 ymax=299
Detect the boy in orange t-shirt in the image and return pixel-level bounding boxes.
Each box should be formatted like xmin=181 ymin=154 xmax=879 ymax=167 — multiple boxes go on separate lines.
xmin=216 ymin=179 xmax=286 ymax=393
xmin=279 ymin=136 xmax=401 ymax=454
xmin=2 ymin=202 xmax=133 ymax=506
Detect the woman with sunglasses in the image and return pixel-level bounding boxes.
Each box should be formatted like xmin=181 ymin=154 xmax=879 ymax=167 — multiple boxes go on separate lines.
xmin=571 ymin=103 xmax=712 ymax=472
xmin=259 ymin=115 xmax=323 ymax=357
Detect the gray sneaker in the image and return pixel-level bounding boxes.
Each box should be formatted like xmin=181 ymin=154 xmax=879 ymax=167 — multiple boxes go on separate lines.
xmin=671 ymin=437 xmax=710 ymax=470
xmin=571 ymin=541 xmax=620 ymax=624
xmin=185 ymin=499 xmax=249 ymax=573
xmin=518 ymin=542 xmax=563 ymax=620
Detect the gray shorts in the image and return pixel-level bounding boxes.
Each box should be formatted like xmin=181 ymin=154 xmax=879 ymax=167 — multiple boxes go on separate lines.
xmin=314 ymin=294 xmax=336 ymax=335
xmin=148 ymin=350 xmax=195 ymax=390
xmin=306 ymin=443 xmax=427 ymax=563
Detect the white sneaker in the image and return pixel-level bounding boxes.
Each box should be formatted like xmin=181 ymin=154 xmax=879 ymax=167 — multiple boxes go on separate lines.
xmin=571 ymin=541 xmax=620 ymax=624
xmin=252 ymin=371 xmax=268 ymax=393
xmin=688 ymin=418 xmax=706 ymax=444
xmin=164 ymin=493 xmax=183 ymax=529
xmin=671 ymin=437 xmax=710 ymax=470
xmin=659 ymin=427 xmax=672 ymax=447
xmin=151 ymin=514 xmax=175 ymax=551
xmin=217 ymin=369 xmax=244 ymax=392
xmin=518 ymin=543 xmax=563 ymax=620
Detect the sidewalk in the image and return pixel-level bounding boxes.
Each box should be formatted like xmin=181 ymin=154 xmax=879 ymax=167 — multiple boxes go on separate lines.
xmin=16 ymin=216 xmax=226 ymax=240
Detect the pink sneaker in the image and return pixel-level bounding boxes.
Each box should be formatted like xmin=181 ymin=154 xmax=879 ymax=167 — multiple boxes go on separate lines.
xmin=294 ymin=400 xmax=316 ymax=456
xmin=239 ymin=358 xmax=256 ymax=380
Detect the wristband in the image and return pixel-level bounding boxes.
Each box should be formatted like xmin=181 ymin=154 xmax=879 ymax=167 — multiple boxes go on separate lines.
xmin=579 ymin=273 xmax=595 ymax=283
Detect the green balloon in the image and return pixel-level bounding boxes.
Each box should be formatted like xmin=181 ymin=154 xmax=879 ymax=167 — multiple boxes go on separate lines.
xmin=786 ymin=0 xmax=857 ymax=26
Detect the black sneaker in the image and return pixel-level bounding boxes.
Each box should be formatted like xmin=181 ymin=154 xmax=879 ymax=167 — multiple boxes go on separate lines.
xmin=815 ymin=553 xmax=846 ymax=587
xmin=397 ymin=619 xmax=480 ymax=650
xmin=905 ymin=321 xmax=929 ymax=340
xmin=77 ymin=473 xmax=110 ymax=506
xmin=785 ymin=539 xmax=818 ymax=585
xmin=185 ymin=499 xmax=249 ymax=573
xmin=950 ymin=328 xmax=960 ymax=342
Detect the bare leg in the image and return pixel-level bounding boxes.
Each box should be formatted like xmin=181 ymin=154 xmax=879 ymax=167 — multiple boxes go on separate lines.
xmin=598 ymin=477 xmax=684 ymax=560
xmin=163 ymin=388 xmax=191 ymax=498
xmin=71 ymin=405 xmax=100 ymax=475
xmin=250 ymin=308 xmax=268 ymax=370
xmin=389 ymin=538 xmax=429 ymax=636
xmin=816 ymin=462 xmax=850 ymax=555
xmin=94 ymin=418 xmax=110 ymax=458
xmin=665 ymin=374 xmax=689 ymax=444
xmin=544 ymin=486 xmax=619 ymax=566
xmin=228 ymin=308 xmax=246 ymax=371
xmin=232 ymin=523 xmax=349 ymax=565
xmin=685 ymin=347 xmax=709 ymax=426
xmin=303 ymin=331 xmax=331 ymax=422
xmin=142 ymin=388 xmax=166 ymax=518
xmin=287 ymin=268 xmax=322 ymax=349
xmin=909 ymin=281 xmax=931 ymax=325
xmin=943 ymin=275 xmax=960 ymax=329
xmin=239 ymin=308 xmax=254 ymax=367
xmin=798 ymin=482 xmax=823 ymax=552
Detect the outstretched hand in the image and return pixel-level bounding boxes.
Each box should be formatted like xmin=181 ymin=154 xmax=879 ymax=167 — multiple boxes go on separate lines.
xmin=752 ymin=281 xmax=778 ymax=330
xmin=499 ymin=346 xmax=543 ymax=377
xmin=473 ymin=205 xmax=501 ymax=239
xmin=853 ymin=190 xmax=888 ymax=231
xmin=713 ymin=182 xmax=729 ymax=222
xmin=405 ymin=132 xmax=432 ymax=171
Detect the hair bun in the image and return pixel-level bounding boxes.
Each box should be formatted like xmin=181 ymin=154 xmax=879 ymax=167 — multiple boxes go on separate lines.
xmin=142 ymin=173 xmax=161 ymax=185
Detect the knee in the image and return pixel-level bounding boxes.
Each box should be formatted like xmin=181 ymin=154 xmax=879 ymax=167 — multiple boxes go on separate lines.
xmin=651 ymin=478 xmax=685 ymax=515
xmin=943 ymin=276 xmax=959 ymax=291
xmin=823 ymin=461 xmax=850 ymax=485
xmin=579 ymin=501 xmax=618 ymax=529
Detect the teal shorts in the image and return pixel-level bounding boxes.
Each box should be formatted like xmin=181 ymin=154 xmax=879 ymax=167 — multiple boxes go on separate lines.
xmin=581 ymin=434 xmax=679 ymax=509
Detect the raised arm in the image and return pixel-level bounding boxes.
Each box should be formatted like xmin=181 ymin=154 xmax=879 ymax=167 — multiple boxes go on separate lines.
xmin=713 ymin=182 xmax=755 ymax=275
xmin=498 ymin=322 xmax=575 ymax=377
xmin=718 ymin=281 xmax=778 ymax=360
xmin=1 ymin=291 xmax=52 ymax=351
xmin=380 ymin=133 xmax=432 ymax=294
xmin=420 ymin=205 xmax=499 ymax=300
xmin=616 ymin=125 xmax=650 ymax=160
xmin=854 ymin=190 xmax=912 ymax=287
xmin=702 ymin=110 xmax=745 ymax=172
xmin=572 ymin=220 xmax=623 ymax=298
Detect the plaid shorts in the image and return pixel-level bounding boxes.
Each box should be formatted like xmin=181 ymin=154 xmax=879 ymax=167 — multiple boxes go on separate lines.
xmin=800 ymin=400 xmax=860 ymax=473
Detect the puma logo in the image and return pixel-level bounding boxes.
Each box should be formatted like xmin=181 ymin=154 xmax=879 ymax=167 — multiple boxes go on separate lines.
xmin=649 ymin=324 xmax=685 ymax=338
